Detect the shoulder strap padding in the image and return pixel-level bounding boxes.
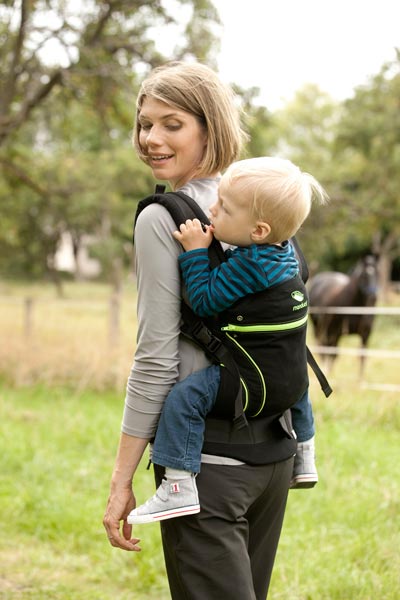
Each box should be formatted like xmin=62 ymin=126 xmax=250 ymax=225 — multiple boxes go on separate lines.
xmin=291 ymin=236 xmax=309 ymax=284
xmin=134 ymin=185 xmax=226 ymax=268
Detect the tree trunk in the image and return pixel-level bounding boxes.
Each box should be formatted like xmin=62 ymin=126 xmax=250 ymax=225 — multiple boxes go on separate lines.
xmin=373 ymin=230 xmax=399 ymax=302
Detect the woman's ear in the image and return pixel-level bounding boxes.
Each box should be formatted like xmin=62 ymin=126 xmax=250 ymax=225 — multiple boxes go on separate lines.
xmin=251 ymin=221 xmax=271 ymax=243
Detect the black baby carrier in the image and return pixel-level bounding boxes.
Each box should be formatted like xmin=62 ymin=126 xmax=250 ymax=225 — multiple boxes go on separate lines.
xmin=134 ymin=186 xmax=332 ymax=464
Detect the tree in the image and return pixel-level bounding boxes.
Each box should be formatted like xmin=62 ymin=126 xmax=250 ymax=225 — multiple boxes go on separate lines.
xmin=0 ymin=0 xmax=220 ymax=146
xmin=0 ymin=0 xmax=220 ymax=287
xmin=334 ymin=51 xmax=400 ymax=296
xmin=262 ymin=84 xmax=342 ymax=270
xmin=230 ymin=85 xmax=276 ymax=158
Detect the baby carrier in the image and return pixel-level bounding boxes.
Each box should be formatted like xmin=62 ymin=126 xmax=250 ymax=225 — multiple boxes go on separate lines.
xmin=134 ymin=186 xmax=332 ymax=437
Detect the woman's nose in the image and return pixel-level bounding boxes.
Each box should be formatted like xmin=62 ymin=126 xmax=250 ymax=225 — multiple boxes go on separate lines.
xmin=209 ymin=203 xmax=216 ymax=216
xmin=146 ymin=125 xmax=162 ymax=146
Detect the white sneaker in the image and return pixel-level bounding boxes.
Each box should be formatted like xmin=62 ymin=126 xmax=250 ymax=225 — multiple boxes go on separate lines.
xmin=290 ymin=437 xmax=318 ymax=489
xmin=127 ymin=475 xmax=200 ymax=524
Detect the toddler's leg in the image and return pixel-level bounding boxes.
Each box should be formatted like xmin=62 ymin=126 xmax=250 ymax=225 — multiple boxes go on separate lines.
xmin=290 ymin=435 xmax=318 ymax=488
xmin=152 ymin=365 xmax=220 ymax=473
xmin=128 ymin=366 xmax=220 ymax=523
xmin=128 ymin=468 xmax=200 ymax=524
xmin=290 ymin=390 xmax=318 ymax=489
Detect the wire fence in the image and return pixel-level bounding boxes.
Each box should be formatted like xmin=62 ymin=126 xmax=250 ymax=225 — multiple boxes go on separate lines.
xmin=308 ymin=305 xmax=400 ymax=360
xmin=0 ymin=293 xmax=124 ymax=344
xmin=0 ymin=296 xmax=399 ymax=391
xmin=307 ymin=305 xmax=400 ymax=392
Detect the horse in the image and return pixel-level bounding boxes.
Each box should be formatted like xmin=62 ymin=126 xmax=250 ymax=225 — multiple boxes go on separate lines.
xmin=308 ymin=255 xmax=379 ymax=377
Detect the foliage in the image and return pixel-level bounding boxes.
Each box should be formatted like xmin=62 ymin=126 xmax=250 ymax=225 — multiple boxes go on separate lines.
xmin=0 ymin=0 xmax=220 ymax=145
xmin=333 ymin=51 xmax=400 ymax=289
xmin=0 ymin=2 xmax=399 ymax=286
xmin=259 ymin=84 xmax=344 ymax=269
xmin=250 ymin=60 xmax=400 ymax=282
xmin=232 ymin=84 xmax=276 ymax=158
xmin=0 ymin=0 xmax=219 ymax=284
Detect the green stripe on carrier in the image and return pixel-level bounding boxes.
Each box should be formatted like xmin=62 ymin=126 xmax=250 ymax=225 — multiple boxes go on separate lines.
xmin=221 ymin=313 xmax=308 ymax=333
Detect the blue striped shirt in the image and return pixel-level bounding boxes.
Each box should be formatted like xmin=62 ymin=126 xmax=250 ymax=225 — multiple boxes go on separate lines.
xmin=178 ymin=240 xmax=299 ymax=317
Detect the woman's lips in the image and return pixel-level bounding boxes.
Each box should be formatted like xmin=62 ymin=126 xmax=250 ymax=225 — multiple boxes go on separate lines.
xmin=149 ymin=154 xmax=173 ymax=165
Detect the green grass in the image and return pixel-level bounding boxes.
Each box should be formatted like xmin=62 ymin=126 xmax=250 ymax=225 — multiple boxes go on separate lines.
xmin=271 ymin=386 xmax=399 ymax=600
xmin=1 ymin=381 xmax=399 ymax=599
xmin=0 ymin=384 xmax=169 ymax=600
xmin=1 ymin=281 xmax=399 ymax=598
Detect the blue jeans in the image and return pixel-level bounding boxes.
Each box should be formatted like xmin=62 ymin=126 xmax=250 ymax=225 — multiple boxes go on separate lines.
xmin=290 ymin=389 xmax=315 ymax=442
xmin=152 ymin=366 xmax=315 ymax=473
xmin=152 ymin=365 xmax=220 ymax=473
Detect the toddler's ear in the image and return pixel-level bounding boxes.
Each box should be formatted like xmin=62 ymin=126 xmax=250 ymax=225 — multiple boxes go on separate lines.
xmin=251 ymin=222 xmax=271 ymax=243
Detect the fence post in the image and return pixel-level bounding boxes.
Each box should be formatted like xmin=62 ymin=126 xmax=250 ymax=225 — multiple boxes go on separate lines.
xmin=24 ymin=296 xmax=33 ymax=339
xmin=109 ymin=290 xmax=121 ymax=346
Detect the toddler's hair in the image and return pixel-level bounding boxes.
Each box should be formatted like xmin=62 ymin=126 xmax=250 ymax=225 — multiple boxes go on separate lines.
xmin=219 ymin=157 xmax=328 ymax=243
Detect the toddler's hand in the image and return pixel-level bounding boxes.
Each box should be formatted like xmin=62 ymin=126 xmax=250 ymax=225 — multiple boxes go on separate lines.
xmin=173 ymin=219 xmax=213 ymax=251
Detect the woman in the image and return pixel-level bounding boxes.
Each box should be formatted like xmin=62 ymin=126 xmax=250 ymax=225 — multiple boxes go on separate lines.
xmin=103 ymin=61 xmax=296 ymax=600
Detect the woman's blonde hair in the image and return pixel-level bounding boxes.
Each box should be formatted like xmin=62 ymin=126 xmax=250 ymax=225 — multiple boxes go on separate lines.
xmin=133 ymin=61 xmax=247 ymax=175
xmin=220 ymin=157 xmax=328 ymax=243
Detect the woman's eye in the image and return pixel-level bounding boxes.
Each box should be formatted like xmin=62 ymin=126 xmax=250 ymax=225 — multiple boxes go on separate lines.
xmin=166 ymin=123 xmax=181 ymax=131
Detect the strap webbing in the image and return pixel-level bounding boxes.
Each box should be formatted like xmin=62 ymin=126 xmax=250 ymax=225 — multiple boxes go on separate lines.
xmin=180 ymin=302 xmax=248 ymax=429
xmin=306 ymin=347 xmax=333 ymax=397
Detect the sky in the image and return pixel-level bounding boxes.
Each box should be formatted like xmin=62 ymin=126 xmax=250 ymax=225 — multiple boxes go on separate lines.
xmin=212 ymin=0 xmax=400 ymax=110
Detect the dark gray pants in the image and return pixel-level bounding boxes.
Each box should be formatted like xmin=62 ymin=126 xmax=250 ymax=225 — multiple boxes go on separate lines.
xmin=154 ymin=456 xmax=293 ymax=600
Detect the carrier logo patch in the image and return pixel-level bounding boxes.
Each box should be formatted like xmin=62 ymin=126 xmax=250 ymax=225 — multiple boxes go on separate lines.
xmin=291 ymin=291 xmax=304 ymax=302
xmin=292 ymin=290 xmax=308 ymax=311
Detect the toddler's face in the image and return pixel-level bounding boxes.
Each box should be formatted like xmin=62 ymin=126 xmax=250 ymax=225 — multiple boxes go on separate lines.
xmin=209 ymin=185 xmax=256 ymax=247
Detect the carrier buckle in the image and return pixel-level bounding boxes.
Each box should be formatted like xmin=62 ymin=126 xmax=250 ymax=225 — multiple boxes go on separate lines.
xmin=191 ymin=322 xmax=222 ymax=353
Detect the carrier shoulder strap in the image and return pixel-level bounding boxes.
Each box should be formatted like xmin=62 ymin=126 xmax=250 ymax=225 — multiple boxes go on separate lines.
xmin=306 ymin=348 xmax=332 ymax=397
xmin=291 ymin=236 xmax=332 ymax=397
xmin=134 ymin=184 xmax=226 ymax=268
xmin=291 ymin=236 xmax=309 ymax=284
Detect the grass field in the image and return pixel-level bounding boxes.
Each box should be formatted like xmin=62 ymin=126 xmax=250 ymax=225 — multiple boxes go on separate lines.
xmin=1 ymin=281 xmax=399 ymax=599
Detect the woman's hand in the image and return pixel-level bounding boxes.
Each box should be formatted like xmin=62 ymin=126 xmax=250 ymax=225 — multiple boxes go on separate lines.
xmin=173 ymin=218 xmax=214 ymax=252
xmin=103 ymin=483 xmax=141 ymax=552
xmin=103 ymin=434 xmax=149 ymax=552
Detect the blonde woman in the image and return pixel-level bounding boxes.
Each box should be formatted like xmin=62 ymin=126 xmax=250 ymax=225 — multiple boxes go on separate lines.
xmin=104 ymin=63 xmax=309 ymax=600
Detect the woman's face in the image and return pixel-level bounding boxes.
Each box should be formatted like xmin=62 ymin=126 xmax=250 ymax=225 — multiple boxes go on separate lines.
xmin=138 ymin=97 xmax=208 ymax=190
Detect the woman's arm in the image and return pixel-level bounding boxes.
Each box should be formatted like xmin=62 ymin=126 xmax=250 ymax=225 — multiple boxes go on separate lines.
xmin=104 ymin=185 xmax=216 ymax=550
xmin=103 ymin=433 xmax=148 ymax=551
xmin=123 ymin=203 xmax=184 ymax=438
xmin=104 ymin=204 xmax=187 ymax=549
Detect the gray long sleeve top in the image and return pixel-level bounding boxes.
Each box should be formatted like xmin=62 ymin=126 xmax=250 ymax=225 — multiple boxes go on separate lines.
xmin=122 ymin=178 xmax=219 ymax=439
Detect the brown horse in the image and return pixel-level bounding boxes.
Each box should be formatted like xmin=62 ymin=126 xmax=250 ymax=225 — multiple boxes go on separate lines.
xmin=308 ymin=255 xmax=379 ymax=376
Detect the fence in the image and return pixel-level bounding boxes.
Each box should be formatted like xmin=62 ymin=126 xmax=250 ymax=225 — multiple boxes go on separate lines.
xmin=0 ymin=291 xmax=136 ymax=390
xmin=0 ymin=295 xmax=399 ymax=391
xmin=308 ymin=305 xmax=400 ymax=392
xmin=1 ymin=293 xmax=123 ymax=344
